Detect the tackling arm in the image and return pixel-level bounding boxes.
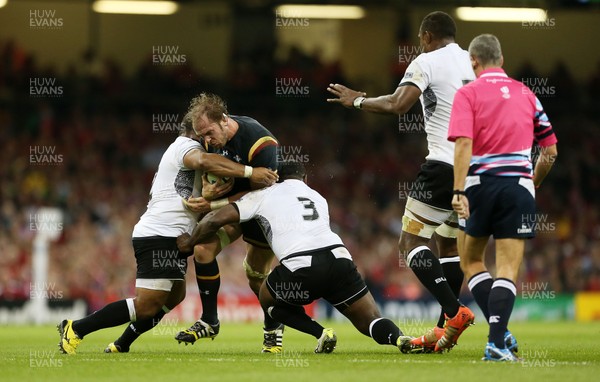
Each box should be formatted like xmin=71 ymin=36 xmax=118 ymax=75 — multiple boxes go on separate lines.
xmin=183 ymin=149 xmax=278 ymax=186
xmin=177 ymin=204 xmax=240 ymax=253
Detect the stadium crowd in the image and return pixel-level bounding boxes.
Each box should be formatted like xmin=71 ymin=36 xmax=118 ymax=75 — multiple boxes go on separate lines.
xmin=1 ymin=39 xmax=600 ymax=312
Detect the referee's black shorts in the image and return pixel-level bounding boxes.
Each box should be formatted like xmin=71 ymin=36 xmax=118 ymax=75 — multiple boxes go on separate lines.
xmin=265 ymin=246 xmax=368 ymax=311
xmin=133 ymin=236 xmax=188 ymax=280
xmin=462 ymin=175 xmax=536 ymax=239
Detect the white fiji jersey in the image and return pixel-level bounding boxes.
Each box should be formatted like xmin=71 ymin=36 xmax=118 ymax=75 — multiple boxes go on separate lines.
xmin=234 ymin=179 xmax=344 ymax=262
xmin=399 ymin=43 xmax=475 ymax=165
xmin=133 ymin=136 xmax=204 ymax=238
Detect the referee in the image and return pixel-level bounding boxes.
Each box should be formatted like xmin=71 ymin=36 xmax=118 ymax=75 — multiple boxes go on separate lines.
xmin=448 ymin=34 xmax=557 ymax=362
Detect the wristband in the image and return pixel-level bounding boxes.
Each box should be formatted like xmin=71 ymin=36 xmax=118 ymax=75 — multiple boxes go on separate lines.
xmin=453 ymin=190 xmax=466 ymax=195
xmin=243 ymin=165 xmax=253 ymax=178
xmin=353 ymin=96 xmax=366 ymax=109
xmin=210 ymin=198 xmax=229 ymax=210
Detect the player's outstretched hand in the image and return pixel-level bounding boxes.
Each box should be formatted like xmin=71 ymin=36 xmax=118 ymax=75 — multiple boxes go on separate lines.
xmin=326 ymin=83 xmax=366 ymax=108
xmin=251 ymin=167 xmax=279 ymax=187
xmin=202 ymin=174 xmax=234 ymax=200
xmin=452 ymin=194 xmax=470 ymax=219
xmin=182 ymin=196 xmax=211 ymax=213
xmin=177 ymin=233 xmax=193 ymax=254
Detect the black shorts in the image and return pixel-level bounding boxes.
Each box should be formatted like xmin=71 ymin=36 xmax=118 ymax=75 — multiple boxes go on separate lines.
xmin=462 ymin=176 xmax=536 ymax=239
xmin=410 ymin=160 xmax=454 ymax=210
xmin=265 ymin=246 xmax=368 ymax=310
xmin=241 ymin=219 xmax=270 ymax=248
xmin=133 ymin=237 xmax=188 ymax=280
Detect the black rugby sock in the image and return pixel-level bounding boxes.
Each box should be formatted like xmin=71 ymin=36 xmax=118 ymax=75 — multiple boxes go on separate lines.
xmin=407 ymin=247 xmax=461 ymax=318
xmin=114 ymin=309 xmax=167 ymax=351
xmin=268 ymin=305 xmax=323 ymax=338
xmin=369 ymin=318 xmax=402 ymax=345
xmin=467 ymin=271 xmax=493 ymax=321
xmin=437 ymin=257 xmax=464 ymax=327
xmin=488 ymin=279 xmax=516 ymax=348
xmin=72 ymin=300 xmax=130 ymax=338
xmin=195 ymin=259 xmax=220 ymax=325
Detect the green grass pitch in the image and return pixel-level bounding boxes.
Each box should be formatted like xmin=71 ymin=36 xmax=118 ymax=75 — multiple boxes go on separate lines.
xmin=1 ymin=320 xmax=599 ymax=382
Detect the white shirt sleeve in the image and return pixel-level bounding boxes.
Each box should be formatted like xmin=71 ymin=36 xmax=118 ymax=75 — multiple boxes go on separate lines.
xmin=399 ymin=56 xmax=430 ymax=93
xmin=176 ymin=138 xmax=203 ymax=169
xmin=234 ymin=187 xmax=270 ymax=222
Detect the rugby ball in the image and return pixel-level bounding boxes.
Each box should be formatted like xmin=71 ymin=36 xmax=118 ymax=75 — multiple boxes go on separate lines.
xmin=206 ymin=173 xmax=231 ymax=185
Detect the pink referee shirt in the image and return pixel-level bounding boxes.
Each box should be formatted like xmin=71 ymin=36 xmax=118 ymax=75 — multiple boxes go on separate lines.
xmin=448 ymin=68 xmax=557 ymax=177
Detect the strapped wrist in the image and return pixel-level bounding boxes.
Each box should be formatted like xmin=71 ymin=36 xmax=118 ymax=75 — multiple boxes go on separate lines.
xmin=243 ymin=165 xmax=253 ymax=178
xmin=453 ymin=189 xmax=466 ymax=195
xmin=210 ymin=198 xmax=229 ymax=210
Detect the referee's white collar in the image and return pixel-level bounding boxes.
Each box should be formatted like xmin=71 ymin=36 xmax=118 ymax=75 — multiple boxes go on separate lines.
xmin=480 ymin=71 xmax=508 ymax=78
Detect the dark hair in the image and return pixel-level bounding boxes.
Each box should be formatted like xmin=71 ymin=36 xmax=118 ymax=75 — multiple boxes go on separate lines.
xmin=278 ymin=161 xmax=306 ymax=181
xmin=179 ymin=112 xmax=194 ymax=136
xmin=420 ymin=11 xmax=456 ymax=40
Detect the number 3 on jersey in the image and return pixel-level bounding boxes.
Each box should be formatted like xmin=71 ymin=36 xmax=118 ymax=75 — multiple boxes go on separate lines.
xmin=297 ymin=197 xmax=319 ymax=221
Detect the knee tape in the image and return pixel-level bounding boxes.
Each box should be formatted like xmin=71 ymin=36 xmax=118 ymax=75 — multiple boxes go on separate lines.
xmin=402 ymin=210 xmax=437 ymax=239
xmin=434 ymin=222 xmax=458 ymax=239
xmin=242 ymin=256 xmax=270 ymax=281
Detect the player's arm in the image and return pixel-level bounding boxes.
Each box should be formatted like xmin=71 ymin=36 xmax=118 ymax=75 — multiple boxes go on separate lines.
xmin=183 ymin=149 xmax=278 ymax=186
xmin=177 ymin=205 xmax=240 ymax=253
xmin=326 ymin=83 xmax=421 ymax=115
xmin=533 ymin=144 xmax=557 ymax=188
xmin=183 ymin=190 xmax=249 ymax=214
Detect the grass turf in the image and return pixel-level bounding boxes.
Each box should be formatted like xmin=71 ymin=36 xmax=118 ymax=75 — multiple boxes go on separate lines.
xmin=1 ymin=320 xmax=598 ymax=382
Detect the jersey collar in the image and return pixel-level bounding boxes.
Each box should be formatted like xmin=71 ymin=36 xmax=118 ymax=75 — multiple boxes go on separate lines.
xmin=479 ymin=68 xmax=508 ymax=78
